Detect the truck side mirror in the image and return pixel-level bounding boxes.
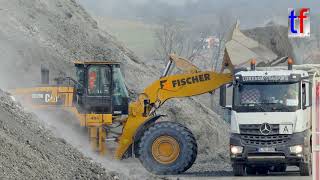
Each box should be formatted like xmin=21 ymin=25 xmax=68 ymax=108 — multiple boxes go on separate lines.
xmin=220 ymin=83 xmax=233 ymax=109
xmin=220 ymin=85 xmax=227 ymax=107
xmin=302 ymin=81 xmax=312 ymax=109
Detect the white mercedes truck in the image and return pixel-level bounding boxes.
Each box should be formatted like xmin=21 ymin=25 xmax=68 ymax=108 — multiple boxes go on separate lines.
xmin=220 ymin=61 xmax=320 ymax=176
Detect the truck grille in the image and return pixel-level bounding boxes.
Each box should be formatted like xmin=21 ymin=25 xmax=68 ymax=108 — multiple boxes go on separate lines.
xmin=240 ymin=134 xmax=291 ymax=146
xmin=239 ymin=124 xmax=291 ymax=146
xmin=240 ymin=124 xmax=279 ymax=135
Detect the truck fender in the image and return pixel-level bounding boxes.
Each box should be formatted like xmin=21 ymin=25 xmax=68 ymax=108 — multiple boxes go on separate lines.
xmin=132 ymin=114 xmax=165 ymax=157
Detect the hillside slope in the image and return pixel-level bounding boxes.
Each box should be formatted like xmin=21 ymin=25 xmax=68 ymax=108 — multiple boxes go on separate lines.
xmin=0 ymin=90 xmax=124 ymax=179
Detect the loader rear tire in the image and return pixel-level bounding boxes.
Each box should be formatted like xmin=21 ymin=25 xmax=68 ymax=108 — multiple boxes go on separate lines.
xmin=138 ymin=122 xmax=197 ymax=175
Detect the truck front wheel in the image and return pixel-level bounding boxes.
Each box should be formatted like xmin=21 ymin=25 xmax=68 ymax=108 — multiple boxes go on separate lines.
xmin=256 ymin=167 xmax=268 ymax=175
xmin=233 ymin=164 xmax=245 ymax=176
xmin=300 ymin=139 xmax=312 ymax=176
xmin=300 ymin=162 xmax=311 ymax=176
xmin=273 ymin=164 xmax=287 ymax=172
xmin=246 ymin=166 xmax=256 ymax=175
xmin=137 ymin=122 xmax=197 ymax=175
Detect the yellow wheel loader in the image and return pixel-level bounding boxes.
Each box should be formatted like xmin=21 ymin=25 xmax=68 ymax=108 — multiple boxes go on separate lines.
xmin=12 ymin=54 xmax=233 ymax=174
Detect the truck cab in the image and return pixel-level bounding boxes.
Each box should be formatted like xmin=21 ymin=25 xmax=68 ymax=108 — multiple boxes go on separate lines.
xmin=222 ymin=61 xmax=315 ymax=176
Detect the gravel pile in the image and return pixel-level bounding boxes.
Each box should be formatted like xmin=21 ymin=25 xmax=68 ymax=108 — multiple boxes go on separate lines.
xmin=0 ymin=89 xmax=127 ymax=179
xmin=243 ymin=24 xmax=295 ymax=61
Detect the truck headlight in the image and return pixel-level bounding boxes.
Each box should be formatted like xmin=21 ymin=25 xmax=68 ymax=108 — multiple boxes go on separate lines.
xmin=231 ymin=145 xmax=243 ymax=154
xmin=290 ymin=145 xmax=303 ymax=154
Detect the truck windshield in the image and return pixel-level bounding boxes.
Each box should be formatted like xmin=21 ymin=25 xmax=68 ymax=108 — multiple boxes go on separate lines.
xmin=233 ymin=82 xmax=300 ymax=112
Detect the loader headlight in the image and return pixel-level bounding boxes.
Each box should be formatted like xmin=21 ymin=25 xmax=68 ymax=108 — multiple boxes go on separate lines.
xmin=231 ymin=145 xmax=243 ymax=154
xmin=290 ymin=145 xmax=303 ymax=154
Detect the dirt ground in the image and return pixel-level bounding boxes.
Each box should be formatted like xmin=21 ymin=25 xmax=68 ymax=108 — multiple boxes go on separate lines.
xmin=177 ymin=167 xmax=312 ymax=180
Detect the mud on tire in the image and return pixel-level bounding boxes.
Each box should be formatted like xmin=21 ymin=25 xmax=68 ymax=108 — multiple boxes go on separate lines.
xmin=137 ymin=122 xmax=197 ymax=175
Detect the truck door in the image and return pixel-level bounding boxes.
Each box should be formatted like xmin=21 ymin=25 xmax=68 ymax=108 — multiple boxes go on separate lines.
xmin=313 ymin=81 xmax=320 ymax=180
xmin=302 ymin=81 xmax=312 ymax=129
xmin=220 ymin=83 xmax=233 ymax=123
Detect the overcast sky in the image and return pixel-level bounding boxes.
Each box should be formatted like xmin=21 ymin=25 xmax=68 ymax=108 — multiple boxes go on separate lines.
xmin=77 ymin=0 xmax=319 ymax=28
xmin=118 ymin=0 xmax=198 ymax=5
xmin=79 ymin=0 xmax=199 ymax=7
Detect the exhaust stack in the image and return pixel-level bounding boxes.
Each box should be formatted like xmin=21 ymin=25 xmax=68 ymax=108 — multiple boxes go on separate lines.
xmin=288 ymin=58 xmax=293 ymax=70
xmin=250 ymin=59 xmax=256 ymax=71
xmin=41 ymin=65 xmax=49 ymax=85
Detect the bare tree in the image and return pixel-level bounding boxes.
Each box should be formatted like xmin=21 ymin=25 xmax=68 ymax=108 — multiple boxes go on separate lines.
xmin=186 ymin=24 xmax=213 ymax=62
xmin=209 ymin=14 xmax=234 ymax=110
xmin=211 ymin=14 xmax=234 ymax=71
xmin=154 ymin=16 xmax=208 ymax=62
xmin=154 ymin=14 xmax=234 ymax=110
xmin=154 ymin=17 xmax=184 ymax=60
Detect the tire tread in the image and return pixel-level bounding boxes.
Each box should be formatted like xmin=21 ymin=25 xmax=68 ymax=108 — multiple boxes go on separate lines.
xmin=138 ymin=122 xmax=197 ymax=175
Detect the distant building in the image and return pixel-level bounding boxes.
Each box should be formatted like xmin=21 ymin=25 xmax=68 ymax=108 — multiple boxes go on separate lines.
xmin=203 ymin=36 xmax=219 ymax=49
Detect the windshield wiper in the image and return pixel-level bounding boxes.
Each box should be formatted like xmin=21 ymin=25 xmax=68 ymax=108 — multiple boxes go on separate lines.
xmin=249 ymin=104 xmax=266 ymax=112
xmin=267 ymin=103 xmax=294 ymax=111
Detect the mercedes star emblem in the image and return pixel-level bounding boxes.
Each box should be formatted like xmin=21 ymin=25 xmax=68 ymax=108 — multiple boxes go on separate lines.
xmin=260 ymin=123 xmax=272 ymax=135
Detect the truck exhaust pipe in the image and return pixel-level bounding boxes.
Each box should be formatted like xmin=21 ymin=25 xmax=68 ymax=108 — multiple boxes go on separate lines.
xmin=250 ymin=59 xmax=256 ymax=71
xmin=288 ymin=58 xmax=293 ymax=70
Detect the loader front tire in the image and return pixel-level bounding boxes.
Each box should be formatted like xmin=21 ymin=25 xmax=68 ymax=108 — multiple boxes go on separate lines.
xmin=138 ymin=122 xmax=197 ymax=175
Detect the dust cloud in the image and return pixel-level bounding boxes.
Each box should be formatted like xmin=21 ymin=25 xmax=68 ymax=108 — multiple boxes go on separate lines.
xmin=31 ymin=108 xmax=160 ymax=180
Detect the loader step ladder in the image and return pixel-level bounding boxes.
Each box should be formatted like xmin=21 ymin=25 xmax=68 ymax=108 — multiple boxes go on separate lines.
xmin=314 ymin=82 xmax=320 ymax=180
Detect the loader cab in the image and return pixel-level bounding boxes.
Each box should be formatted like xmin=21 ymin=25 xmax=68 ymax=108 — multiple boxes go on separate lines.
xmin=74 ymin=61 xmax=129 ymax=115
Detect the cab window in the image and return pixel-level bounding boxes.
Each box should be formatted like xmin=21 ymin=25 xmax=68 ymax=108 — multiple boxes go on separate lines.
xmin=112 ymin=66 xmax=129 ymax=105
xmin=87 ymin=65 xmax=111 ymax=96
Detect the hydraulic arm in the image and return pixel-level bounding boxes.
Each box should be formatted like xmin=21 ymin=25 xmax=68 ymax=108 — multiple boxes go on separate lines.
xmin=115 ymin=54 xmax=233 ymax=158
